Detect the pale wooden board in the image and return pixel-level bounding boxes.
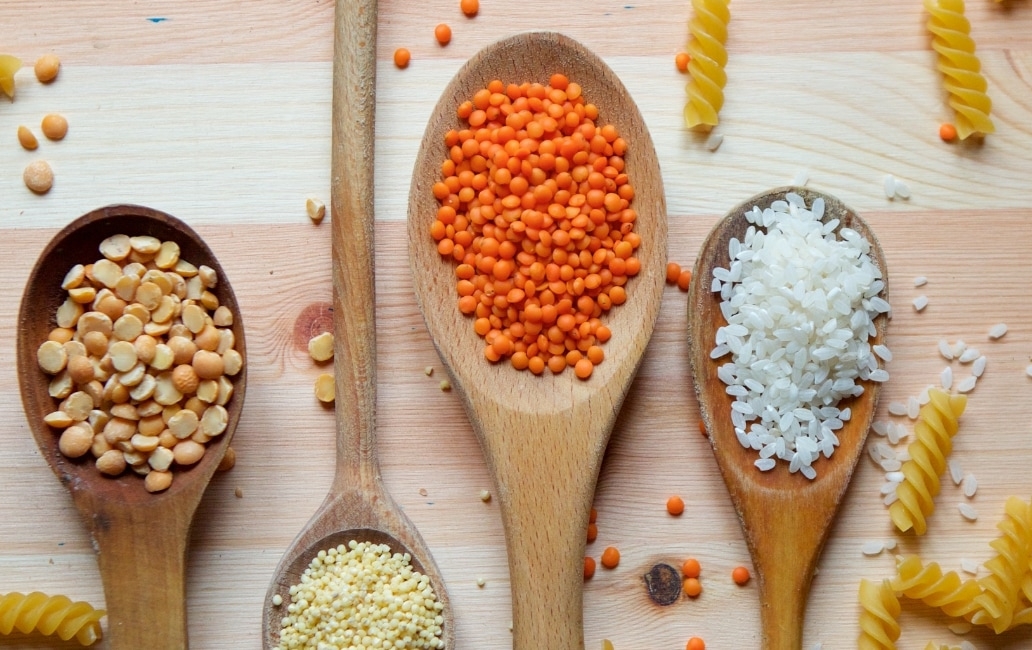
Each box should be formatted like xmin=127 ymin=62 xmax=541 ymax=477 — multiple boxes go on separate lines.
xmin=1 ymin=0 xmax=1032 ymax=648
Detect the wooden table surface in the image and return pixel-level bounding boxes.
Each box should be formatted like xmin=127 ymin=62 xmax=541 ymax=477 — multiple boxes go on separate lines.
xmin=2 ymin=1 xmax=1032 ymax=648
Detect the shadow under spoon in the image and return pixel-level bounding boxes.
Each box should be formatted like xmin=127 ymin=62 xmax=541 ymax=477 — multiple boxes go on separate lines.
xmin=262 ymin=0 xmax=453 ymax=647
xmin=408 ymin=31 xmax=667 ymax=650
xmin=686 ymin=186 xmax=889 ymax=649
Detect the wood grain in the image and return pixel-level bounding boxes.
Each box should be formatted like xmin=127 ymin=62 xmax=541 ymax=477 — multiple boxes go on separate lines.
xmin=1 ymin=0 xmax=1032 ymax=648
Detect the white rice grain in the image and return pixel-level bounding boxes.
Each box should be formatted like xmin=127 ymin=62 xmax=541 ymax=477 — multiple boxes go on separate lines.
xmin=792 ymin=169 xmax=809 ymax=187
xmin=959 ymin=347 xmax=980 ymax=363
xmin=938 ymin=338 xmax=954 ymax=360
xmin=913 ymin=275 xmax=928 ymax=287
xmin=913 ymin=295 xmax=929 ymax=311
xmin=883 ymin=174 xmax=897 ymax=199
xmin=957 ymin=375 xmax=977 ymax=394
xmin=988 ymin=322 xmax=1008 ymax=339
xmin=949 ymin=458 xmax=963 ymax=485
xmin=907 ymin=396 xmax=920 ymax=419
xmin=949 ymin=621 xmax=973 ymax=635
xmin=861 ymin=541 xmax=885 ymax=556
xmin=973 ymin=356 xmax=987 ymax=378
xmin=941 ymin=366 xmax=954 ymax=390
xmin=962 ymin=473 xmax=978 ymax=498
xmin=873 ymin=344 xmax=892 ymax=362
xmin=705 ymin=131 xmax=724 ymax=152
xmin=960 ymin=558 xmax=979 ymax=575
xmin=959 ymin=502 xmax=978 ymax=521
xmin=888 ymin=401 xmax=907 ymax=416
xmin=893 ymin=178 xmax=911 ymax=199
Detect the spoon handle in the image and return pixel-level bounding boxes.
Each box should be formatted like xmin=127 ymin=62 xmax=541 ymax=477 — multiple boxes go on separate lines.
xmin=330 ymin=0 xmax=378 ymax=486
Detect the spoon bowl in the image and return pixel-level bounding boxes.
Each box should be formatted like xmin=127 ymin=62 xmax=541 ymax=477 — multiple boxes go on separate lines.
xmin=263 ymin=0 xmax=452 ymax=647
xmin=409 ymin=32 xmax=667 ymax=649
xmin=16 ymin=203 xmax=246 ymax=648
xmin=686 ymin=186 xmax=888 ymax=648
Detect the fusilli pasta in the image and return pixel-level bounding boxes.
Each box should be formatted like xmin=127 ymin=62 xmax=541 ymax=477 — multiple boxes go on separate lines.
xmin=969 ymin=496 xmax=1032 ymax=632
xmin=858 ymin=578 xmax=901 ymax=649
xmin=891 ymin=555 xmax=981 ymax=619
xmin=683 ymin=0 xmax=731 ymax=131
xmin=924 ymin=0 xmax=995 ymax=139
xmin=0 ymin=591 xmax=104 ymax=646
xmin=889 ymin=389 xmax=967 ymax=535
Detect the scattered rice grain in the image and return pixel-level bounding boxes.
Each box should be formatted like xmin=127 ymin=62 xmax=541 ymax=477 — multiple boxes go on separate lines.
xmin=705 ymin=131 xmax=724 ymax=152
xmin=913 ymin=275 xmax=927 ymax=288
xmin=956 ymin=375 xmax=977 ymax=393
xmin=938 ymin=338 xmax=954 ymax=360
xmin=959 ymin=502 xmax=978 ymax=521
xmin=873 ymin=344 xmax=892 ymax=362
xmin=988 ymin=323 xmax=1008 ymax=339
xmin=949 ymin=621 xmax=973 ymax=635
xmin=941 ymin=366 xmax=953 ymax=390
xmin=960 ymin=558 xmax=979 ymax=575
xmin=883 ymin=174 xmax=897 ymax=199
xmin=962 ymin=473 xmax=978 ymax=498
xmin=888 ymin=401 xmax=907 ymax=416
xmin=792 ymin=169 xmax=809 ymax=186
xmin=949 ymin=458 xmax=963 ymax=485
xmin=973 ymin=356 xmax=987 ymax=378
xmin=958 ymin=347 xmax=980 ymax=363
xmin=913 ymin=295 xmax=928 ymax=311
xmin=893 ymin=178 xmax=911 ymax=199
xmin=906 ymin=396 xmax=920 ymax=419
xmin=953 ymin=339 xmax=967 ymax=357
xmin=861 ymin=541 xmax=885 ymax=556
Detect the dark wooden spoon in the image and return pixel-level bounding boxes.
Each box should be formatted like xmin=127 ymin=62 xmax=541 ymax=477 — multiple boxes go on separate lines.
xmin=262 ymin=0 xmax=453 ymax=647
xmin=408 ymin=32 xmax=667 ymax=649
xmin=686 ymin=186 xmax=888 ymax=649
xmin=16 ymin=204 xmax=247 ymax=649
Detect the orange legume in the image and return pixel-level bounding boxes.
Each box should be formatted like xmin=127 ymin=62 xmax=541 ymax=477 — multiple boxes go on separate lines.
xmin=666 ymin=495 xmax=685 ymax=516
xmin=393 ymin=48 xmax=411 ymax=69
xmin=677 ymin=269 xmax=692 ymax=292
xmin=675 ymin=52 xmax=691 ymax=73
xmin=686 ymin=637 xmax=705 ymax=650
xmin=589 ymin=507 xmax=597 ymax=523
xmin=584 ymin=556 xmax=596 ymax=580
xmin=431 ymin=75 xmax=639 ymax=378
xmin=682 ymin=558 xmax=700 ymax=579
xmin=435 ymin=23 xmax=452 ymax=45
xmin=939 ymin=122 xmax=958 ymax=142
xmin=683 ymin=577 xmax=702 ymax=598
xmin=586 ymin=522 xmax=598 ymax=543
xmin=666 ymin=261 xmax=681 ymax=284
xmin=600 ymin=546 xmax=620 ymax=569
xmin=732 ymin=565 xmax=751 ymax=585
xmin=460 ymin=0 xmax=479 ymax=16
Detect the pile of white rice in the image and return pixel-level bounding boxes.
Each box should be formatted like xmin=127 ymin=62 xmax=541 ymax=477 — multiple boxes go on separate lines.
xmin=710 ymin=192 xmax=890 ymax=479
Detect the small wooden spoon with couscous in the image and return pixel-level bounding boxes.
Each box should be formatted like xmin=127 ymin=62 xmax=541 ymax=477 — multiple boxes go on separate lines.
xmin=262 ymin=1 xmax=454 ymax=648
xmin=687 ymin=186 xmax=889 ymax=649
xmin=17 ymin=204 xmax=247 ymax=649
xmin=409 ymin=32 xmax=667 ymax=649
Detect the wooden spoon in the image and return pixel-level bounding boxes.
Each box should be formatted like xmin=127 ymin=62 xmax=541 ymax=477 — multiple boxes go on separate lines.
xmin=408 ymin=32 xmax=667 ymax=649
xmin=686 ymin=186 xmax=888 ymax=649
xmin=262 ymin=1 xmax=453 ymax=647
xmin=16 ymin=204 xmax=247 ymax=649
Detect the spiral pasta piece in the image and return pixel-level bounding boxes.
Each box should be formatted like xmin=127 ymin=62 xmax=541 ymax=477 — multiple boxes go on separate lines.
xmin=924 ymin=0 xmax=995 ymax=140
xmin=0 ymin=591 xmax=104 ymax=646
xmin=889 ymin=389 xmax=966 ymax=535
xmin=969 ymin=496 xmax=1032 ymax=632
xmin=683 ymin=0 xmax=731 ymax=131
xmin=858 ymin=578 xmax=901 ymax=649
xmin=891 ymin=555 xmax=981 ymax=619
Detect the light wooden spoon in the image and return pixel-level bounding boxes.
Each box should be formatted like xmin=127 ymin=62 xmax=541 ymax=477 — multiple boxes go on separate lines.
xmin=262 ymin=0 xmax=453 ymax=647
xmin=408 ymin=32 xmax=667 ymax=649
xmin=16 ymin=204 xmax=246 ymax=649
xmin=686 ymin=186 xmax=888 ymax=649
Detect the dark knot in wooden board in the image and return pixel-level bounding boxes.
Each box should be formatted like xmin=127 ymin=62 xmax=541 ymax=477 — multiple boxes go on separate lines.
xmin=644 ymin=563 xmax=682 ymax=606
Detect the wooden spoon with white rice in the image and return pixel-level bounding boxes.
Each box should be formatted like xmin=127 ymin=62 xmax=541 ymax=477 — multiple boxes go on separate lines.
xmin=687 ymin=186 xmax=889 ymax=649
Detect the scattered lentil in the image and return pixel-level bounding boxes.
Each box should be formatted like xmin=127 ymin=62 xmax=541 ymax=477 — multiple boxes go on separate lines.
xmin=666 ymin=495 xmax=685 ymax=516
xmin=393 ymin=47 xmax=411 ymax=69
xmin=686 ymin=637 xmax=706 ymax=650
xmin=675 ymin=52 xmax=691 ymax=73
xmin=23 ymin=160 xmax=54 ymax=193
xmin=34 ymin=54 xmax=60 ymax=83
xmin=600 ymin=546 xmax=620 ymax=569
xmin=939 ymin=123 xmax=958 ymax=142
xmin=732 ymin=565 xmax=751 ymax=585
xmin=682 ymin=558 xmax=701 ymax=579
xmin=17 ymin=125 xmax=38 ymax=150
xmin=41 ymin=113 xmax=68 ymax=140
xmin=435 ymin=23 xmax=452 ymax=46
xmin=586 ymin=522 xmax=598 ymax=543
xmin=584 ymin=556 xmax=596 ymax=580
xmin=460 ymin=0 xmax=479 ymax=16
xmin=683 ymin=577 xmax=702 ymax=598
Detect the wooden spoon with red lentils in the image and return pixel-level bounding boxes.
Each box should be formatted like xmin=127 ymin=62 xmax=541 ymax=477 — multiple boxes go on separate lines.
xmin=409 ymin=32 xmax=667 ymax=649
